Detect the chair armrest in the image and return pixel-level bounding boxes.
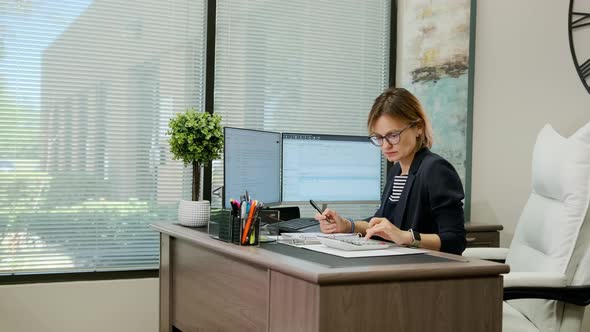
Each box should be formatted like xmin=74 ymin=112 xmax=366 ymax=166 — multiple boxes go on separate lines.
xmin=503 ymin=272 xmax=567 ymax=288
xmin=463 ymin=247 xmax=509 ymax=262
xmin=503 ymin=272 xmax=589 ymax=306
xmin=504 ymin=285 xmax=590 ymax=306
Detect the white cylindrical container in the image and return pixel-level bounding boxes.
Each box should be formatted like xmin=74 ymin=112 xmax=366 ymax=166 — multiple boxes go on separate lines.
xmin=178 ymin=200 xmax=210 ymax=227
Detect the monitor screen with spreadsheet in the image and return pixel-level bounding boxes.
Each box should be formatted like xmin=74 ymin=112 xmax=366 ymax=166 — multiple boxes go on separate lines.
xmin=281 ymin=133 xmax=382 ymax=203
xmin=223 ymin=127 xmax=282 ymax=209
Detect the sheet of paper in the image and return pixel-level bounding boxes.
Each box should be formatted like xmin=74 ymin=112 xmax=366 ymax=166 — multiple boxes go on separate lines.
xmin=279 ymin=233 xmax=351 ymax=246
xmin=299 ymin=244 xmax=428 ymax=257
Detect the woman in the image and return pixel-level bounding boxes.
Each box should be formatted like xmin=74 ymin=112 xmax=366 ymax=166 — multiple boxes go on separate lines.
xmin=315 ymin=87 xmax=466 ymax=255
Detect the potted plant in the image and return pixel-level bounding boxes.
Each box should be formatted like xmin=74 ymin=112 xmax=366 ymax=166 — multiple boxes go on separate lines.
xmin=167 ymin=108 xmax=223 ymax=226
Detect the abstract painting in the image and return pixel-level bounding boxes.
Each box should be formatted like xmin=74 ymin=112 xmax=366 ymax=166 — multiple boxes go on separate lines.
xmin=397 ymin=0 xmax=476 ymax=214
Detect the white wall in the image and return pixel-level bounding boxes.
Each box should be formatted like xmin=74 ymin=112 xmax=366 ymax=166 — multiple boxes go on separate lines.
xmin=0 ymin=278 xmax=158 ymax=332
xmin=471 ymin=0 xmax=590 ymax=330
xmin=471 ymin=0 xmax=590 ymax=244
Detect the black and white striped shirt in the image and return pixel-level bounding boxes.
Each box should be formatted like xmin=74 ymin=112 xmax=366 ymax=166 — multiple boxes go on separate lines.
xmin=388 ymin=175 xmax=408 ymax=202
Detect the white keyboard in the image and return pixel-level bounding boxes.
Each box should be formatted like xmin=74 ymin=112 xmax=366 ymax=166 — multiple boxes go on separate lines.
xmin=318 ymin=236 xmax=392 ymax=251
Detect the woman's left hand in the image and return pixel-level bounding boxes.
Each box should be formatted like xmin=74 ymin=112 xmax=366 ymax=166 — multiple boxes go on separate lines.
xmin=365 ymin=217 xmax=412 ymax=246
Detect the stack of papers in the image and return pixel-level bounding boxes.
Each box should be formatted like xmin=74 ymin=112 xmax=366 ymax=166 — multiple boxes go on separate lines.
xmin=279 ymin=233 xmax=350 ymax=246
xmin=301 ymin=244 xmax=427 ymax=258
xmin=278 ymin=233 xmax=427 ymax=257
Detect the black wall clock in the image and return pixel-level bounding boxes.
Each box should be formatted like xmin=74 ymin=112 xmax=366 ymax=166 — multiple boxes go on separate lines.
xmin=569 ymin=0 xmax=590 ymax=94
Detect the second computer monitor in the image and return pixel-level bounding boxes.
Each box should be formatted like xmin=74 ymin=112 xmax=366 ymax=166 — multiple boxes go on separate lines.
xmin=282 ymin=133 xmax=382 ymax=203
xmin=224 ymin=127 xmax=282 ymax=208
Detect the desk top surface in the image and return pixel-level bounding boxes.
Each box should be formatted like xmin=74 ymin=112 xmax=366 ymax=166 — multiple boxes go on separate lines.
xmin=152 ymin=223 xmax=509 ymax=285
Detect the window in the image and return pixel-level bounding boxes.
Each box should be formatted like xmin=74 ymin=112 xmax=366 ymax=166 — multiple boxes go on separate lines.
xmin=213 ymin=0 xmax=391 ymax=217
xmin=0 ymin=0 xmax=206 ymax=274
xmin=1 ymin=0 xmax=392 ymax=276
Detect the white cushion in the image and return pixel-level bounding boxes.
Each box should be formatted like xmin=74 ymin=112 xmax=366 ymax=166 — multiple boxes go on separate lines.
xmin=507 ymin=124 xmax=590 ymax=275
xmin=504 ymin=123 xmax=590 ymax=332
xmin=570 ymin=121 xmax=590 ymax=145
xmin=503 ymin=302 xmax=541 ymax=332
xmin=507 ymin=299 xmax=563 ymax=332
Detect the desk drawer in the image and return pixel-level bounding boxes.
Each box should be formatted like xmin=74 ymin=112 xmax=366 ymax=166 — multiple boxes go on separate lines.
xmin=466 ymin=231 xmax=500 ymax=248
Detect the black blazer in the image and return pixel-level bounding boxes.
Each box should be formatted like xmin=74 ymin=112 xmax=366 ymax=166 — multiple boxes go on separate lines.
xmin=371 ymin=148 xmax=466 ymax=255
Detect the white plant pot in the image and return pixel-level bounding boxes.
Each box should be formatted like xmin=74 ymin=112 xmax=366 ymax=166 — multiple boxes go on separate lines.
xmin=178 ymin=200 xmax=210 ymax=227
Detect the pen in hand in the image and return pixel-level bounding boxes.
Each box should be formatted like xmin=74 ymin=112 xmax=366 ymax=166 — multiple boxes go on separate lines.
xmin=309 ymin=199 xmax=333 ymax=223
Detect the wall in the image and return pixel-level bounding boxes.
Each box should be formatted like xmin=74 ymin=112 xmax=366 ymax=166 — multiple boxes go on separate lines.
xmin=0 ymin=278 xmax=158 ymax=332
xmin=471 ymin=0 xmax=590 ymax=246
xmin=471 ymin=0 xmax=590 ymax=330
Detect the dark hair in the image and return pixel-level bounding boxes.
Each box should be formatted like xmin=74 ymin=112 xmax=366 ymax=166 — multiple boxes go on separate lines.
xmin=367 ymin=87 xmax=433 ymax=150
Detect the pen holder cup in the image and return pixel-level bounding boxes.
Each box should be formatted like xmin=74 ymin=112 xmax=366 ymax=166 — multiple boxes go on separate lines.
xmin=230 ymin=215 xmax=260 ymax=246
xmin=208 ymin=209 xmax=233 ymax=242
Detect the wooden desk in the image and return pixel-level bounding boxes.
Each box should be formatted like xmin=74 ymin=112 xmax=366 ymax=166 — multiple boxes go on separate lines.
xmin=465 ymin=223 xmax=503 ymax=248
xmin=152 ymin=223 xmax=509 ymax=332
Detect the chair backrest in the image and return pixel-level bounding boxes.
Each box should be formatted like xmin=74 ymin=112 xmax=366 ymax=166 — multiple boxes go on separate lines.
xmin=505 ymin=123 xmax=590 ymax=332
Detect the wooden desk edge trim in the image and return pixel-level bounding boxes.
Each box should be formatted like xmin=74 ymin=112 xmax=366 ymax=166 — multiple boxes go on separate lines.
xmin=151 ymin=223 xmax=509 ymax=285
xmin=316 ymin=265 xmax=509 ymax=284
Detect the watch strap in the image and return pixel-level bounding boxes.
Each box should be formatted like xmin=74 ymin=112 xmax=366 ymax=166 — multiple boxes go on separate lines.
xmin=409 ymin=229 xmax=421 ymax=248
xmin=347 ymin=218 xmax=355 ymax=233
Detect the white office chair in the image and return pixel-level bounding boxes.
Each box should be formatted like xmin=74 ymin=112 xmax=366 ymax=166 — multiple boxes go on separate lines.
xmin=465 ymin=122 xmax=590 ymax=332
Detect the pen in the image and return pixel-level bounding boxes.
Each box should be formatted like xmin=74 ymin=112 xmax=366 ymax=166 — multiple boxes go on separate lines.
xmin=240 ymin=200 xmax=247 ymax=219
xmin=309 ymin=199 xmax=333 ymax=223
xmin=309 ymin=199 xmax=323 ymax=214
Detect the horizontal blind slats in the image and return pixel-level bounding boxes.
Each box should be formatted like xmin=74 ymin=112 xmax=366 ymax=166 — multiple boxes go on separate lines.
xmin=212 ymin=0 xmax=390 ymax=211
xmin=0 ymin=0 xmax=206 ymax=274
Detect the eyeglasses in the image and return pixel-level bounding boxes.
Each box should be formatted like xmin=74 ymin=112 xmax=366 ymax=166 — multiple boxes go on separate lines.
xmin=368 ymin=124 xmax=414 ymax=147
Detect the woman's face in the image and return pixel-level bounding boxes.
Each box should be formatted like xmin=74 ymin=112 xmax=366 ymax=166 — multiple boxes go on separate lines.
xmin=371 ymin=115 xmax=420 ymax=166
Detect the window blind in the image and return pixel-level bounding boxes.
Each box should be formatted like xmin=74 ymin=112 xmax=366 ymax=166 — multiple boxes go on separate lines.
xmin=212 ymin=0 xmax=390 ymax=218
xmin=0 ymin=0 xmax=205 ymax=274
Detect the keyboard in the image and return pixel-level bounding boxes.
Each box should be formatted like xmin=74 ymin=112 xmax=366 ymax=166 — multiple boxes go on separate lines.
xmin=277 ymin=217 xmax=319 ymax=232
xmin=318 ymin=236 xmax=392 ymax=251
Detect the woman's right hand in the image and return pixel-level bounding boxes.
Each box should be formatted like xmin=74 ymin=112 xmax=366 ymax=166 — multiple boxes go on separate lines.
xmin=314 ymin=208 xmax=350 ymax=233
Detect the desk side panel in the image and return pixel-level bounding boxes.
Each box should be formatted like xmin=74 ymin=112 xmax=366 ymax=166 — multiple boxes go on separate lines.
xmin=268 ymin=270 xmax=320 ymax=332
xmin=319 ymin=276 xmax=503 ymax=332
xmin=171 ymin=238 xmax=268 ymax=332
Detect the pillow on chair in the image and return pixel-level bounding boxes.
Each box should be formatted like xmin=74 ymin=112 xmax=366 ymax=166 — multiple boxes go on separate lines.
xmin=505 ymin=123 xmax=590 ymax=332
xmin=507 ymin=124 xmax=590 ymax=274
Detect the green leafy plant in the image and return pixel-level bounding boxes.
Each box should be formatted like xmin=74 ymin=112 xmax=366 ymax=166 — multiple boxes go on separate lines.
xmin=167 ymin=108 xmax=223 ymax=201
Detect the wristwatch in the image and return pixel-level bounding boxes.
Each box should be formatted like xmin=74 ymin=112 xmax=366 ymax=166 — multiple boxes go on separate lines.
xmin=409 ymin=229 xmax=421 ymax=248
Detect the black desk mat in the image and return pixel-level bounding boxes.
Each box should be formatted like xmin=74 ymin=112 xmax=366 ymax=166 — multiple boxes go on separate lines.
xmin=260 ymin=243 xmax=460 ymax=268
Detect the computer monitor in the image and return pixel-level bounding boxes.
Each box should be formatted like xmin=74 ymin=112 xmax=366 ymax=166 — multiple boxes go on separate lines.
xmin=281 ymin=133 xmax=382 ymax=203
xmin=223 ymin=127 xmax=282 ymax=208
